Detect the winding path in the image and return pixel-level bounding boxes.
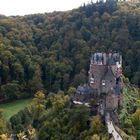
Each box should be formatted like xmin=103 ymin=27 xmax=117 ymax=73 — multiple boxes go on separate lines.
xmin=73 ymin=101 xmax=123 ymax=140
xmin=106 ymin=113 xmax=123 ymax=140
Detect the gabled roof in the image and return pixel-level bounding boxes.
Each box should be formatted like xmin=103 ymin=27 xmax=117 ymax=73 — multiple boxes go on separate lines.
xmin=77 ymin=84 xmax=94 ymax=94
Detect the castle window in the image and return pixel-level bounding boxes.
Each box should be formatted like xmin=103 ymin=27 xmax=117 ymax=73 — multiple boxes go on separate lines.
xmin=102 ymin=80 xmax=105 ymax=86
xmin=90 ymin=77 xmax=94 ymax=84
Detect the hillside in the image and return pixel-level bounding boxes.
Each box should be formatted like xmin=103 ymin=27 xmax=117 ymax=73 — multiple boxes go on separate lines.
xmin=0 ymin=1 xmax=140 ymax=139
xmin=0 ymin=0 xmax=140 ymax=102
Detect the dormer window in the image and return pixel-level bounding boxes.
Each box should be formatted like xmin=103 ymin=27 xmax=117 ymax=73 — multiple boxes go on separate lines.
xmin=102 ymin=80 xmax=105 ymax=86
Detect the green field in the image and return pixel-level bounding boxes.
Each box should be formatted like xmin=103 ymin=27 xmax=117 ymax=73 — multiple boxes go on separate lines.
xmin=0 ymin=98 xmax=32 ymax=120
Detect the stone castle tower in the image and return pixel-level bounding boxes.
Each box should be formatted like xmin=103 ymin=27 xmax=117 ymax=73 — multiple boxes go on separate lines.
xmin=89 ymin=52 xmax=123 ymax=110
xmin=73 ymin=52 xmax=123 ymax=113
xmin=89 ymin=52 xmax=122 ymax=95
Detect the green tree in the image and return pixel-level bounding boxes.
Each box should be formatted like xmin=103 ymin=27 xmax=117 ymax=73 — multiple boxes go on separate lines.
xmin=131 ymin=109 xmax=140 ymax=139
xmin=0 ymin=110 xmax=7 ymax=134
xmin=73 ymin=72 xmax=87 ymax=87
xmin=1 ymin=81 xmax=21 ymax=100
xmin=89 ymin=115 xmax=105 ymax=134
xmin=67 ymin=87 xmax=76 ymax=97
xmin=32 ymin=90 xmax=46 ymax=121
xmin=28 ymin=65 xmax=43 ymax=93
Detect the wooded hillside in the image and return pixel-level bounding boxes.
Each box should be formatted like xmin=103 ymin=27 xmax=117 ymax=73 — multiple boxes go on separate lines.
xmin=0 ymin=0 xmax=140 ymax=101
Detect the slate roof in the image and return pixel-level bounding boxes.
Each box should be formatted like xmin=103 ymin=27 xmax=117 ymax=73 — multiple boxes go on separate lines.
xmin=77 ymin=84 xmax=95 ymax=94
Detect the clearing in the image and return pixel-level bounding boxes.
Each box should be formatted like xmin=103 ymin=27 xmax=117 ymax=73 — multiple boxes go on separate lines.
xmin=0 ymin=98 xmax=32 ymax=120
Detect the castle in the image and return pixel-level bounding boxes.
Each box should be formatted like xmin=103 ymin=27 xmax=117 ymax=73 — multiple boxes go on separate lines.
xmin=73 ymin=52 xmax=123 ymax=116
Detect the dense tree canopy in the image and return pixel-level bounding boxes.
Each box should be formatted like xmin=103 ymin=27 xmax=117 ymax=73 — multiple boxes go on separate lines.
xmin=9 ymin=90 xmax=107 ymax=140
xmin=0 ymin=1 xmax=140 ymax=139
xmin=0 ymin=0 xmax=140 ymax=102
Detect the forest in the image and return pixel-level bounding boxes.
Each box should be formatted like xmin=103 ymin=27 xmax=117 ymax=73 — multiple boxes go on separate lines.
xmin=0 ymin=0 xmax=140 ymax=139
xmin=0 ymin=0 xmax=140 ymax=101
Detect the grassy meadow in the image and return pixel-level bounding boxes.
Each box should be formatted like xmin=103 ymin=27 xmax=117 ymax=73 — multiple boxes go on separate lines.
xmin=0 ymin=98 xmax=32 ymax=120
